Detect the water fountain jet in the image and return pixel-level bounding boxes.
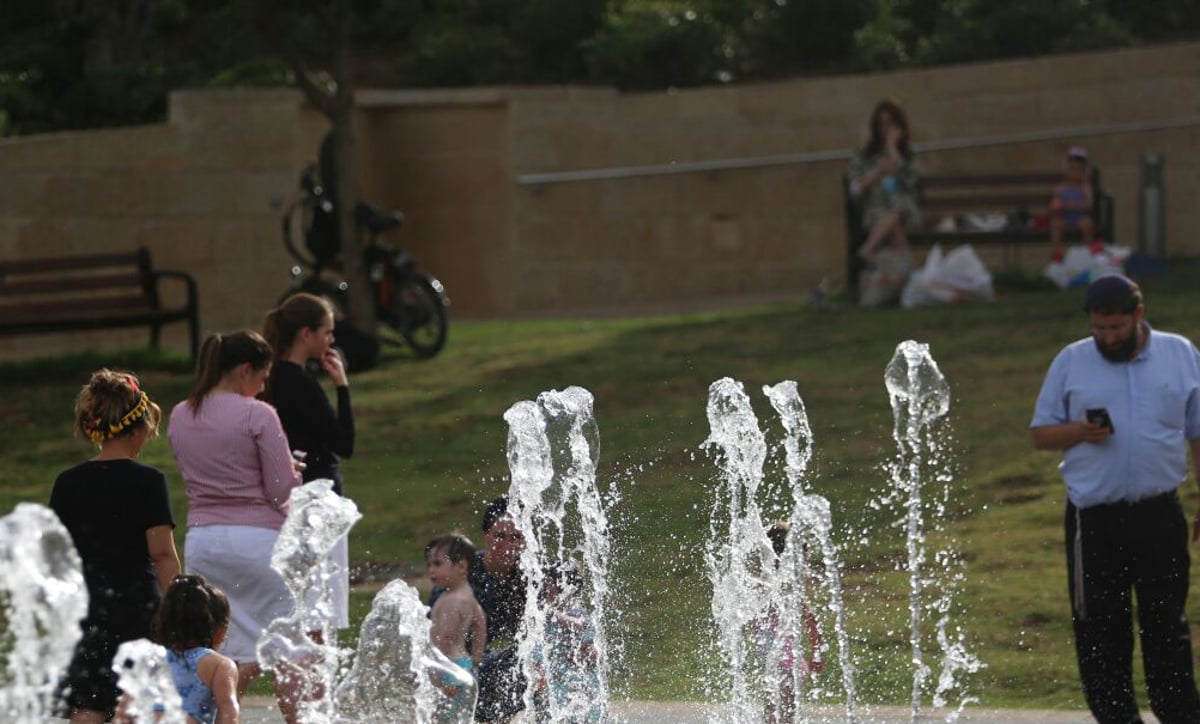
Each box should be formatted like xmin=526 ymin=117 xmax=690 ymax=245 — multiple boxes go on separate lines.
xmin=257 ymin=479 xmax=363 ymax=723
xmin=880 ymin=340 xmax=983 ymax=720
xmin=0 ymin=502 xmax=87 ymax=723
xmin=335 ymin=579 xmax=477 ymax=723
xmin=112 ymin=638 xmax=185 ymax=722
xmin=504 ymin=386 xmax=612 ymax=723
xmin=704 ymin=378 xmax=856 ymax=723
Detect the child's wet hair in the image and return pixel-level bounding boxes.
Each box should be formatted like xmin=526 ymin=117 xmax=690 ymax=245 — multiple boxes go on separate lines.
xmin=74 ymin=369 xmax=161 ymax=445
xmin=767 ymin=521 xmax=790 ymax=556
xmin=425 ymin=532 xmax=476 ymax=570
xmin=154 ymin=574 xmax=231 ymax=652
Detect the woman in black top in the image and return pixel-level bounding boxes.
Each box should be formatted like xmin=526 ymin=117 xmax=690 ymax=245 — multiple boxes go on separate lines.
xmin=51 ymin=369 xmax=181 ymax=723
xmin=262 ymin=293 xmax=355 ymax=630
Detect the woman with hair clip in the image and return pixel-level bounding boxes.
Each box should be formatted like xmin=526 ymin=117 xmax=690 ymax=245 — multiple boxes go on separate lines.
xmin=262 ymin=293 xmax=354 ymax=638
xmin=51 ymin=369 xmax=181 ymax=724
xmin=166 ymin=330 xmax=306 ymax=723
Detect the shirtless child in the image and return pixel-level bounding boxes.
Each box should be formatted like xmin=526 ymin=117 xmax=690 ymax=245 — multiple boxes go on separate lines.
xmin=426 ymin=532 xmax=487 ymax=718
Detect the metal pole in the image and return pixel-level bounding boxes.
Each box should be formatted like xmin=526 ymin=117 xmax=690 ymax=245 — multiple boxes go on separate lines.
xmin=1138 ymin=153 xmax=1166 ymax=258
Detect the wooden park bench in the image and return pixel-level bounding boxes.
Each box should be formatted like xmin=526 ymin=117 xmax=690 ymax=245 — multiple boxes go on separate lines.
xmin=0 ymin=247 xmax=199 ymax=363
xmin=844 ymin=167 xmax=1115 ymax=293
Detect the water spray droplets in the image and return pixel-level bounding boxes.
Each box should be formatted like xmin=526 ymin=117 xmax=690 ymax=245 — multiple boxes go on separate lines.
xmin=703 ymin=377 xmax=856 ymax=723
xmin=505 ymin=386 xmax=612 ymax=723
xmin=0 ymin=503 xmax=88 ymax=723
xmin=878 ymin=341 xmax=983 ymax=719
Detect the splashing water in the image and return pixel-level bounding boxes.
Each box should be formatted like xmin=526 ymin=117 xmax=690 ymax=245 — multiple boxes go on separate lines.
xmin=334 ymin=580 xmax=476 ymax=723
xmin=0 ymin=503 xmax=87 ymax=723
xmin=112 ymin=639 xmax=185 ymax=722
xmin=881 ymin=340 xmax=982 ymax=720
xmin=763 ymin=381 xmax=857 ymax=719
xmin=257 ymin=479 xmax=363 ymax=723
xmin=504 ymin=386 xmax=611 ymax=723
xmin=704 ymin=378 xmax=856 ymax=723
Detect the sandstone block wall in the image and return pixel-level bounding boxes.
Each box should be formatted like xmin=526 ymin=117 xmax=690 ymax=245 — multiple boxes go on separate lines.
xmin=505 ymin=43 xmax=1199 ymax=314
xmin=1 ymin=44 xmax=1196 ymax=360
xmin=0 ymin=90 xmax=308 ymax=360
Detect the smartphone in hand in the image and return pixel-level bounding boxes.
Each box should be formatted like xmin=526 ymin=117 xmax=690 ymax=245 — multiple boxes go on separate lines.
xmin=1086 ymin=408 xmax=1114 ymax=433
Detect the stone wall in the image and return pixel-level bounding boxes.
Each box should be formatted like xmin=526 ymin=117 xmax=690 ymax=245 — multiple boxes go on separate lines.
xmin=1 ymin=43 xmax=1197 ymax=359
xmin=0 ymin=89 xmax=309 ymax=360
xmin=357 ymin=89 xmax=514 ymax=316
xmin=505 ymin=43 xmax=1200 ymax=314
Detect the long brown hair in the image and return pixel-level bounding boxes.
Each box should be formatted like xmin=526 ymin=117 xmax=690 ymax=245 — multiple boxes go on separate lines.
xmin=186 ymin=330 xmax=272 ymax=413
xmin=261 ymin=293 xmax=333 ymax=403
xmin=864 ymin=99 xmax=913 ymax=160
xmin=263 ymin=293 xmax=333 ymax=361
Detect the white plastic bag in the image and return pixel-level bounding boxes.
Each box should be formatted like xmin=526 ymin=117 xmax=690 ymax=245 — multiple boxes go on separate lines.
xmin=901 ymin=244 xmax=995 ymax=309
xmin=1043 ymin=243 xmax=1132 ymax=289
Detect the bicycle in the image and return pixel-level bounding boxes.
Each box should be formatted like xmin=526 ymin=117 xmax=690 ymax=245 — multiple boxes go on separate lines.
xmin=280 ymin=163 xmax=450 ymax=360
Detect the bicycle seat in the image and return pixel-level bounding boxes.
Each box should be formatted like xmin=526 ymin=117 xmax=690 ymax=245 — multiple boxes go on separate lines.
xmin=355 ymin=202 xmax=405 ymax=233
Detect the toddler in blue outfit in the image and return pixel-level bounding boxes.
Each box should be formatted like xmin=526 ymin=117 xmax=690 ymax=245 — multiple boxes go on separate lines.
xmin=1049 ymin=145 xmax=1097 ymax=262
xmin=156 ymin=574 xmax=240 ymax=724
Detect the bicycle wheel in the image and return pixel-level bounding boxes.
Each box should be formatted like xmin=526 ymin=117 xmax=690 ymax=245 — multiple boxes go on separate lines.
xmin=384 ymin=273 xmax=448 ymax=358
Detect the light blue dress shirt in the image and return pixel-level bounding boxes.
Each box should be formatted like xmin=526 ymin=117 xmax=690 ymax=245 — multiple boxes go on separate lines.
xmin=1031 ymin=324 xmax=1200 ymax=508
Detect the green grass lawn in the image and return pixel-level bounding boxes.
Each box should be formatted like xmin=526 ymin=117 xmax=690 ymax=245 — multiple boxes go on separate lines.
xmin=5 ymin=260 xmax=1200 ymax=710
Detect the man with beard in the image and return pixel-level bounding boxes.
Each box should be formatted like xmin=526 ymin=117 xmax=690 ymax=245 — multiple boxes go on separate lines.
xmin=1032 ymin=273 xmax=1200 ymax=723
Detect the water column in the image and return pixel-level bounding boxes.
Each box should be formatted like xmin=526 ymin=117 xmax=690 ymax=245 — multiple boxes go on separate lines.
xmin=883 ymin=340 xmax=982 ymax=720
xmin=257 ymin=479 xmax=363 ymax=723
xmin=334 ymin=579 xmax=477 ymax=723
xmin=504 ymin=386 xmax=612 ymax=722
xmin=267 ymin=480 xmax=478 ymax=722
xmin=112 ymin=639 xmax=185 ymax=722
xmin=764 ymin=381 xmax=857 ymax=720
xmin=0 ymin=503 xmax=88 ymax=723
xmin=705 ymin=378 xmax=857 ymax=722
xmin=704 ymin=377 xmax=771 ymax=723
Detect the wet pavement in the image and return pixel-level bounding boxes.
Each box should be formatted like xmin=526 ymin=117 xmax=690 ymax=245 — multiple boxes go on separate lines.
xmin=240 ymin=696 xmax=1120 ymax=722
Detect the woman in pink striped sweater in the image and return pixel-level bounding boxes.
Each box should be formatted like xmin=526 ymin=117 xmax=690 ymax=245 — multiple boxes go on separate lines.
xmin=167 ymin=330 xmax=305 ymax=723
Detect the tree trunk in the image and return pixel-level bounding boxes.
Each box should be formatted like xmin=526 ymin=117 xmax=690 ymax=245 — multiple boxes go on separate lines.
xmin=278 ymin=2 xmax=378 ymax=336
xmin=329 ymin=13 xmax=377 ymax=334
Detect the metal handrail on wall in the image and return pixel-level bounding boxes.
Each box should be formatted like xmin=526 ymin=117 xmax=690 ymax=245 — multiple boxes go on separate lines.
xmin=515 ymin=116 xmax=1200 ymax=186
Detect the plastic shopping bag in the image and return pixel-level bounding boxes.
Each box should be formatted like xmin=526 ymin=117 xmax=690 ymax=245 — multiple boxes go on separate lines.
xmin=1043 ymin=243 xmax=1131 ymax=289
xmin=901 ymin=244 xmax=995 ymax=309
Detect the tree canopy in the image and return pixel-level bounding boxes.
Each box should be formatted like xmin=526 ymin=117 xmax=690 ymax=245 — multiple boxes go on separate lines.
xmin=1 ymin=0 xmax=1197 ymax=137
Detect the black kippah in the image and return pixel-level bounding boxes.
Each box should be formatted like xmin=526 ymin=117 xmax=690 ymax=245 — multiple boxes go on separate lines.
xmin=1084 ymin=274 xmax=1139 ymax=314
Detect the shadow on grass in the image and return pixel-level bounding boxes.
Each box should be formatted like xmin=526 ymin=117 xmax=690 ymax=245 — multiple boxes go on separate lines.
xmin=0 ymin=347 xmax=194 ymax=386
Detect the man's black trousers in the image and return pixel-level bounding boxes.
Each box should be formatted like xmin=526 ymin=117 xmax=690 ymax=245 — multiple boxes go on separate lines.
xmin=1066 ymin=492 xmax=1200 ymax=724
